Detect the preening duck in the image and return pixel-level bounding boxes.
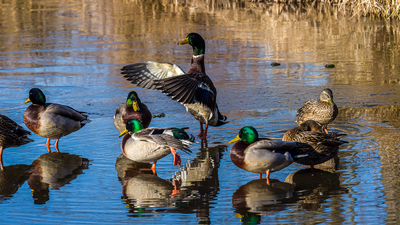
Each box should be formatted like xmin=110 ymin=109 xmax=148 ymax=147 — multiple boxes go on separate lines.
xmin=283 ymin=120 xmax=347 ymax=168
xmin=119 ymin=119 xmax=195 ymax=174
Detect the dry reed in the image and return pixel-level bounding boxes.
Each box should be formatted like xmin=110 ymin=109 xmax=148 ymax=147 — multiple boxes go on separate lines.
xmin=336 ymin=0 xmax=400 ymax=19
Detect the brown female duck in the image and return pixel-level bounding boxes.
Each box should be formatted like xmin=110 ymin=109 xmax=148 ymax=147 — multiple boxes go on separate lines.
xmin=114 ymin=91 xmax=152 ymax=132
xmin=0 ymin=114 xmax=33 ymax=169
xmin=296 ymin=88 xmax=338 ymax=134
xmin=283 ymin=120 xmax=347 ymax=168
xmin=121 ymin=33 xmax=228 ymax=140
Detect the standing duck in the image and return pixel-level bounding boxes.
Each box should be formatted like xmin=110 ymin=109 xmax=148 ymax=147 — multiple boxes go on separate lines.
xmin=119 ymin=119 xmax=195 ymax=174
xmin=229 ymin=126 xmax=309 ymax=183
xmin=296 ymin=88 xmax=338 ymax=134
xmin=114 ymin=91 xmax=152 ymax=132
xmin=0 ymin=115 xmax=33 ymax=169
xmin=121 ymin=33 xmax=228 ymax=140
xmin=23 ymin=88 xmax=91 ymax=153
xmin=283 ymin=120 xmax=347 ymax=168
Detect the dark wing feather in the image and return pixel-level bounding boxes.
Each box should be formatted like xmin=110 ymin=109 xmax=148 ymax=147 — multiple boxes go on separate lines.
xmin=154 ymin=73 xmax=217 ymax=111
xmin=121 ymin=62 xmax=185 ymax=90
xmin=45 ymin=103 xmax=89 ymax=122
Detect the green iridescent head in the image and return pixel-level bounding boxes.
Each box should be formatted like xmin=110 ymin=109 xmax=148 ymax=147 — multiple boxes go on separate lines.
xmin=178 ymin=33 xmax=205 ymax=56
xmin=126 ymin=91 xmax=141 ymax=111
xmin=119 ymin=119 xmax=144 ymax=137
xmin=25 ymin=88 xmax=46 ymax=105
xmin=229 ymin=126 xmax=259 ymax=144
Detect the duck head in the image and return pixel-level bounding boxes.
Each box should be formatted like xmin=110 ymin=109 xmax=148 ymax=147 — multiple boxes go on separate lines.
xmin=119 ymin=119 xmax=144 ymax=137
xmin=178 ymin=33 xmax=205 ymax=56
xmin=126 ymin=91 xmax=141 ymax=111
xmin=320 ymin=88 xmax=334 ymax=106
xmin=229 ymin=126 xmax=259 ymax=144
xmin=25 ymin=88 xmax=46 ymax=105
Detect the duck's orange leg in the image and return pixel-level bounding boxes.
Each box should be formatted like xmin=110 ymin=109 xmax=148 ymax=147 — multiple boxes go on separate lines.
xmin=266 ymin=170 xmax=270 ymax=184
xmin=201 ymin=124 xmax=209 ymax=140
xmin=324 ymin=126 xmax=329 ymax=134
xmin=170 ymin=147 xmax=181 ymax=167
xmin=151 ymin=161 xmax=157 ymax=174
xmin=259 ymin=173 xmax=263 ymax=179
xmin=46 ymin=138 xmax=51 ymax=153
xmin=198 ymin=122 xmax=204 ymax=138
xmin=172 ymin=179 xmax=181 ymax=196
xmin=55 ymin=139 xmax=60 ymax=153
xmin=0 ymin=147 xmax=3 ymax=170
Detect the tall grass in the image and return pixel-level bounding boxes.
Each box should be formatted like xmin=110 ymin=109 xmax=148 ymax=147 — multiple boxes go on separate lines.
xmin=336 ymin=0 xmax=400 ymax=19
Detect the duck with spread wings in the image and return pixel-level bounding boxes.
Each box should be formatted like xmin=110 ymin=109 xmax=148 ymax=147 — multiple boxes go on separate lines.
xmin=121 ymin=33 xmax=228 ymax=140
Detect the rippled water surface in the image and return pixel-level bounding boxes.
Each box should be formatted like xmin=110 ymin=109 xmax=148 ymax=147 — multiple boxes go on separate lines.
xmin=1 ymin=0 xmax=400 ymax=224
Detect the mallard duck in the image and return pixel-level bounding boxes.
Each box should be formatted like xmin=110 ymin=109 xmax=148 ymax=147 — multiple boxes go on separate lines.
xmin=119 ymin=119 xmax=195 ymax=174
xmin=229 ymin=126 xmax=309 ymax=183
xmin=23 ymin=88 xmax=91 ymax=153
xmin=296 ymin=88 xmax=338 ymax=134
xmin=0 ymin=114 xmax=33 ymax=169
xmin=282 ymin=120 xmax=347 ymax=168
xmin=121 ymin=33 xmax=228 ymax=140
xmin=114 ymin=91 xmax=152 ymax=132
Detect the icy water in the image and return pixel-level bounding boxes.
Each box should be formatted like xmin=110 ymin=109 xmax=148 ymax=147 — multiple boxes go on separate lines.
xmin=1 ymin=0 xmax=400 ymax=224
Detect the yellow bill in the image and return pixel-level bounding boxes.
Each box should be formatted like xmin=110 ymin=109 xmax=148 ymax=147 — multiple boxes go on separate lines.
xmin=24 ymin=98 xmax=31 ymax=103
xmin=229 ymin=135 xmax=241 ymax=143
xmin=178 ymin=37 xmax=189 ymax=45
xmin=132 ymin=101 xmax=139 ymax=111
xmin=119 ymin=128 xmax=129 ymax=138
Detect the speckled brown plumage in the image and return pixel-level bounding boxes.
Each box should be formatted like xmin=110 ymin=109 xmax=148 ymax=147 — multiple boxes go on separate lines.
xmin=283 ymin=120 xmax=347 ymax=166
xmin=296 ymin=89 xmax=338 ymax=133
xmin=0 ymin=114 xmax=33 ymax=169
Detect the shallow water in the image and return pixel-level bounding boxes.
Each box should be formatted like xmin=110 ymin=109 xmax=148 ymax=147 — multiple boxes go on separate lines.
xmin=1 ymin=0 xmax=400 ymax=224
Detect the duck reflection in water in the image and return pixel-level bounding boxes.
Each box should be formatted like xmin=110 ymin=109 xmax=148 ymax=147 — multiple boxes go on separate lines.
xmin=0 ymin=165 xmax=33 ymax=202
xmin=116 ymin=154 xmax=177 ymax=212
xmin=171 ymin=145 xmax=224 ymax=223
xmin=27 ymin=152 xmax=89 ymax=204
xmin=116 ymin=145 xmax=224 ymax=222
xmin=285 ymin=168 xmax=346 ymax=210
xmin=232 ymin=179 xmax=294 ymax=220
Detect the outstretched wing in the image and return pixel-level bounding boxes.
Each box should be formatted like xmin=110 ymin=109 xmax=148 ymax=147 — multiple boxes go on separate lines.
xmin=121 ymin=62 xmax=185 ymax=90
xmin=154 ymin=73 xmax=217 ymax=111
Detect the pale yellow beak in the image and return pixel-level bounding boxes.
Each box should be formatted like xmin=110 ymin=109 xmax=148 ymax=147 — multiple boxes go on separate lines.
xmin=24 ymin=98 xmax=31 ymax=104
xmin=328 ymin=98 xmax=334 ymax=106
xmin=119 ymin=128 xmax=128 ymax=138
xmin=132 ymin=101 xmax=139 ymax=111
xmin=228 ymin=135 xmax=241 ymax=143
xmin=178 ymin=37 xmax=189 ymax=45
